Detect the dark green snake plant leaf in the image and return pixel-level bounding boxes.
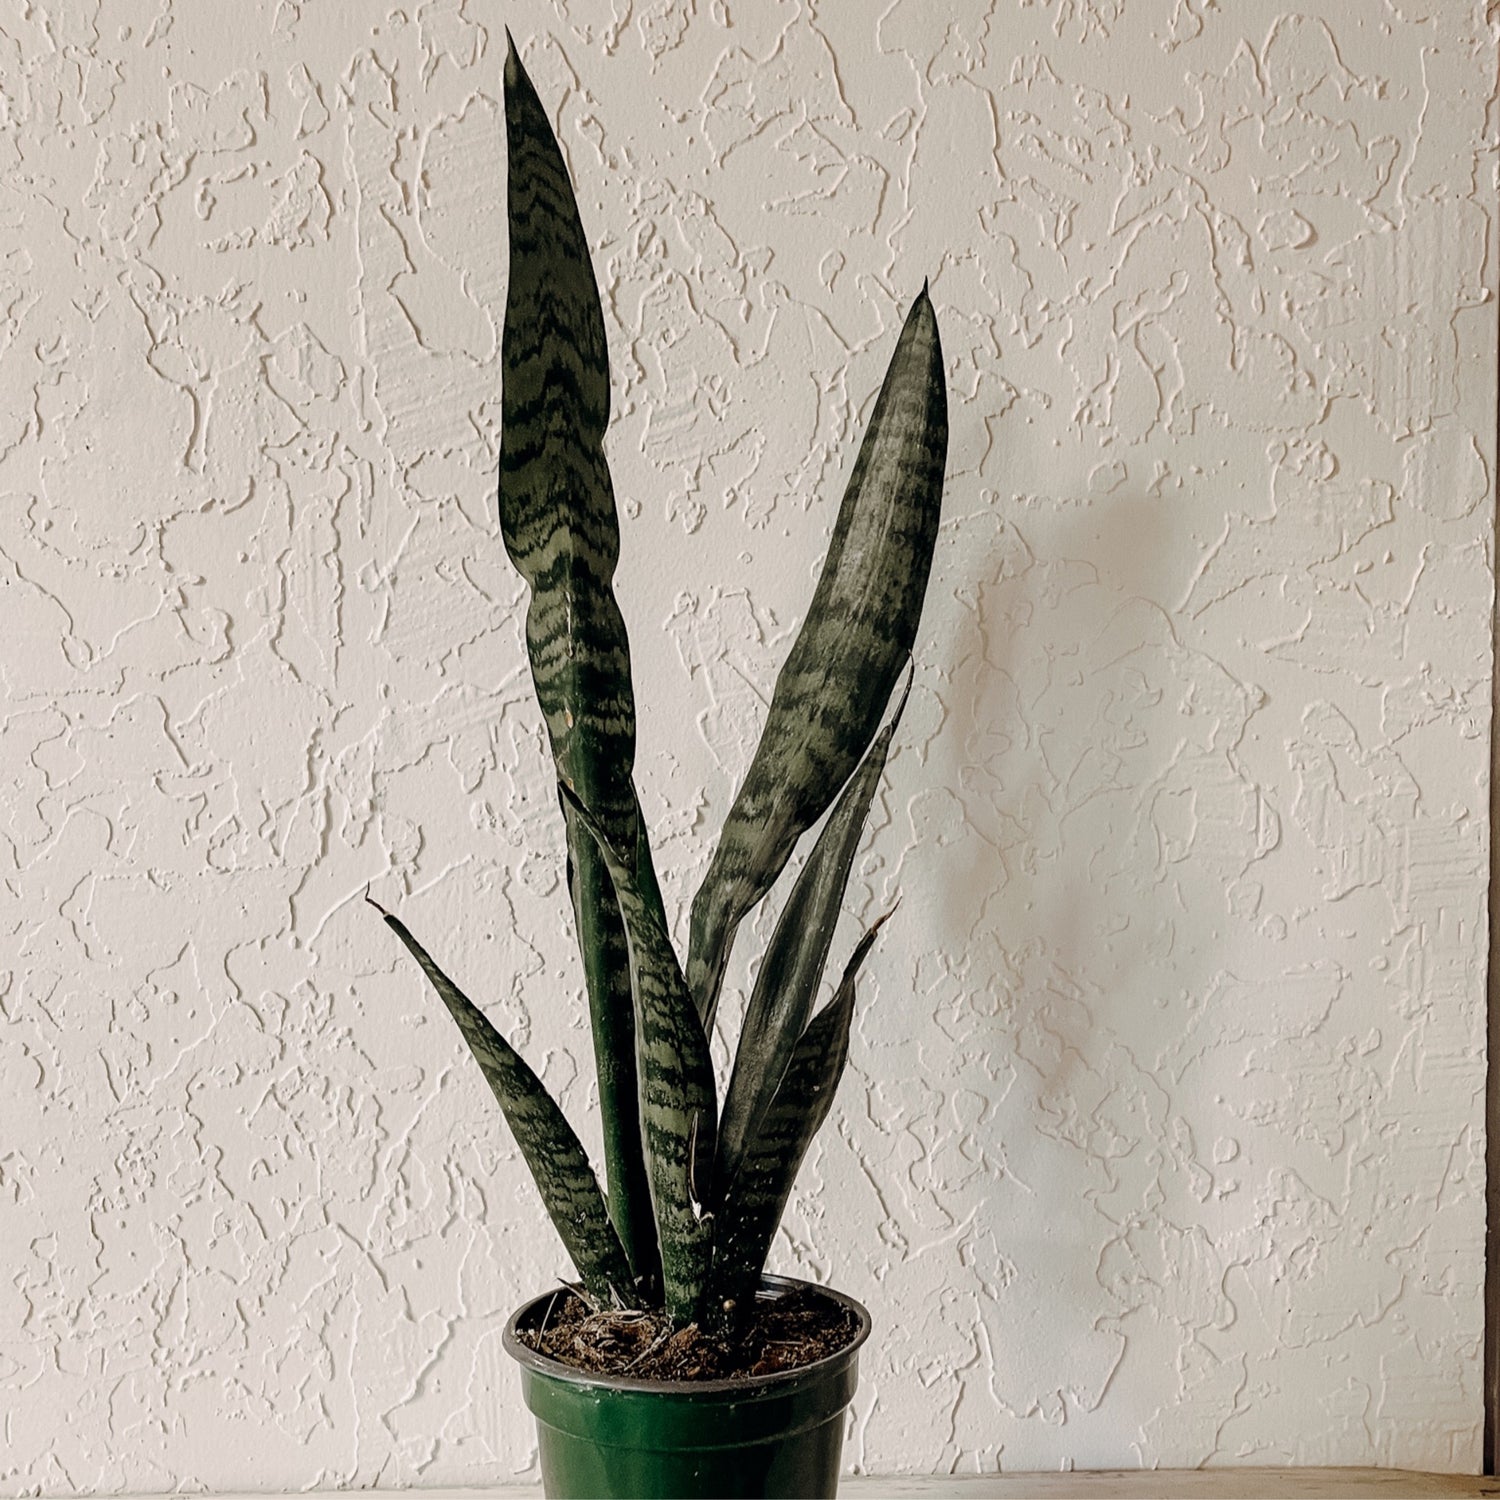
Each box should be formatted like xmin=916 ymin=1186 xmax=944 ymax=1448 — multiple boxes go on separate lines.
xmin=715 ymin=667 xmax=912 ymax=1198
xmin=686 ymin=287 xmax=946 ymax=1029
xmin=559 ymin=785 xmax=717 ymax=1322
xmin=500 ymin=36 xmax=659 ymax=1290
xmin=706 ymin=907 xmax=897 ymax=1327
xmin=368 ymin=895 xmax=639 ymax=1311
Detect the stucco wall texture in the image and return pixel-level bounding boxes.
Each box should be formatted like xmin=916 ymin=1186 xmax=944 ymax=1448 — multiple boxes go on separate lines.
xmin=1 ymin=0 xmax=1496 ymax=1489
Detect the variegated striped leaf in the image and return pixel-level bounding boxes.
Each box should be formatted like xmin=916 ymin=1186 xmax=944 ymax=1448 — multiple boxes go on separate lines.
xmin=501 ymin=37 xmax=658 ymax=1289
xmin=559 ymin=785 xmax=717 ymax=1322
xmin=369 ymin=896 xmax=638 ymax=1310
xmin=715 ymin=667 xmax=912 ymax=1198
xmin=686 ymin=287 xmax=946 ymax=1028
xmin=706 ymin=909 xmax=897 ymax=1327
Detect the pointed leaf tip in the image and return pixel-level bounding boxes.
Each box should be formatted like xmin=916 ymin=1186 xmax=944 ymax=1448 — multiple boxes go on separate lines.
xmin=892 ymin=654 xmax=916 ymax=719
xmin=868 ymin=895 xmax=901 ymax=940
xmin=685 ymin=286 xmax=946 ymax=1029
xmin=713 ymin=668 xmax=913 ymax=1197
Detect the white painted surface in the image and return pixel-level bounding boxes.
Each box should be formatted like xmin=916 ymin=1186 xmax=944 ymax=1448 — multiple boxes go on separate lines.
xmin=0 ymin=0 xmax=1495 ymax=1491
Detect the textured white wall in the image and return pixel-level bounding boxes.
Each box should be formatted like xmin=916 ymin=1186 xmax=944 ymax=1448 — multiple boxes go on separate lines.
xmin=1 ymin=0 xmax=1496 ymax=1489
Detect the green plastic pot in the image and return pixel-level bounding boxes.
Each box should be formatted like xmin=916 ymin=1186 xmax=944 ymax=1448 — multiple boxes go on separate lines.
xmin=502 ymin=1275 xmax=872 ymax=1499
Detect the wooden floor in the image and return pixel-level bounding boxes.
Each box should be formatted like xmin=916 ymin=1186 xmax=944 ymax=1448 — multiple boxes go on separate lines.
xmin=838 ymin=1473 xmax=1499 ymax=1498
xmin=339 ymin=1472 xmax=1499 ymax=1499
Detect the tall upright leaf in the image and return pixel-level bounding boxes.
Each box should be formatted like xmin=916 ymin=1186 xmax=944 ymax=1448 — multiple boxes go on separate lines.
xmin=369 ymin=896 xmax=639 ymax=1310
xmin=560 ymin=786 xmax=717 ymax=1323
xmin=715 ymin=668 xmax=912 ymax=1197
xmin=706 ymin=909 xmax=897 ymax=1327
xmin=686 ymin=288 xmax=947 ymax=1029
xmin=500 ymin=36 xmax=658 ymax=1290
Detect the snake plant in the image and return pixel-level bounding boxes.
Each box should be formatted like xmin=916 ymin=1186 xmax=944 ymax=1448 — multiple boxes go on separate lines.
xmin=371 ymin=38 xmax=948 ymax=1332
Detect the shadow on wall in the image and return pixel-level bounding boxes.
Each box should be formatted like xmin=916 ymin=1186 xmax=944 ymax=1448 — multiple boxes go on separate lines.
xmin=873 ymin=474 xmax=1281 ymax=1390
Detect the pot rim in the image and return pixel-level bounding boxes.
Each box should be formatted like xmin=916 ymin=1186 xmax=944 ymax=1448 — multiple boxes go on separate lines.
xmin=501 ymin=1272 xmax=872 ymax=1396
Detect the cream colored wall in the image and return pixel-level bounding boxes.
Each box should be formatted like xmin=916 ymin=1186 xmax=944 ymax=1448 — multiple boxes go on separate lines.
xmin=1 ymin=0 xmax=1495 ymax=1488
